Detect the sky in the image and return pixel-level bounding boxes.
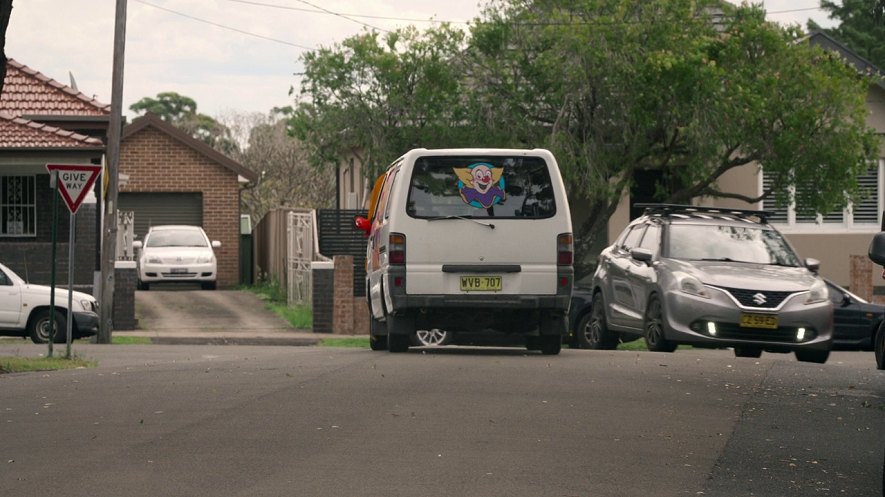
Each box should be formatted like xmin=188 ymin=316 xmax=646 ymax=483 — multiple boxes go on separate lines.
xmin=6 ymin=0 xmax=839 ymax=119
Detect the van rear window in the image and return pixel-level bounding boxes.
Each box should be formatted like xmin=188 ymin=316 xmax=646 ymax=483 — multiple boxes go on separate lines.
xmin=406 ymin=156 xmax=556 ymax=219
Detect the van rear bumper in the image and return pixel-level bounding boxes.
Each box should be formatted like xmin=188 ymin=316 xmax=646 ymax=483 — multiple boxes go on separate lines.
xmin=388 ymin=294 xmax=570 ymax=335
xmin=390 ymin=293 xmax=570 ymax=310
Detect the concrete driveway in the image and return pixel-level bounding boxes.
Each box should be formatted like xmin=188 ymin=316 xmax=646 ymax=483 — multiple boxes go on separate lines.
xmin=118 ymin=287 xmax=320 ymax=345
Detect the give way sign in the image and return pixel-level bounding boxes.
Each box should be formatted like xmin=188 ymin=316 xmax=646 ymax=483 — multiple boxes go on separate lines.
xmin=45 ymin=164 xmax=103 ymax=214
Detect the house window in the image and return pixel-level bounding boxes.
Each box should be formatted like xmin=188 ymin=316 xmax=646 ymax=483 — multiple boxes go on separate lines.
xmin=760 ymin=160 xmax=882 ymax=231
xmin=1 ymin=176 xmax=36 ymax=237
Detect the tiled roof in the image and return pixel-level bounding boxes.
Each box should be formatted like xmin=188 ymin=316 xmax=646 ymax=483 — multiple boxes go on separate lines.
xmin=123 ymin=112 xmax=258 ymax=181
xmin=0 ymin=112 xmax=104 ymax=149
xmin=0 ymin=59 xmax=110 ymax=117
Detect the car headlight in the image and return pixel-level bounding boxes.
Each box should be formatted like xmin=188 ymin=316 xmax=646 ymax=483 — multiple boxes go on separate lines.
xmin=674 ymin=272 xmax=710 ymax=299
xmin=79 ymin=299 xmax=94 ymax=311
xmin=195 ymin=254 xmax=214 ymax=264
xmin=805 ymin=279 xmax=827 ymax=304
xmin=147 ymin=257 xmax=162 ymax=264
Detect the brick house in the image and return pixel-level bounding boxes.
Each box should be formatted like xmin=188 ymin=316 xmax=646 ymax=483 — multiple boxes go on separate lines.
xmin=119 ymin=112 xmax=257 ymax=288
xmin=0 ymin=59 xmax=108 ymax=290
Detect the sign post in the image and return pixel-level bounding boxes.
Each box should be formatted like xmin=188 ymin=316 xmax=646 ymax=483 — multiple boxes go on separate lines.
xmin=48 ymin=171 xmax=58 ymax=358
xmin=45 ymin=164 xmax=102 ymax=357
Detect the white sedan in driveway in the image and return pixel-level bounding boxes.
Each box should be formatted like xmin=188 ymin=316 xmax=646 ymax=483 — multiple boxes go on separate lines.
xmin=133 ymin=225 xmax=220 ymax=290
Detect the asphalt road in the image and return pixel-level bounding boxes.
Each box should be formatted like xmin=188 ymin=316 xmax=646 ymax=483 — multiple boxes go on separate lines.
xmin=0 ymin=345 xmax=882 ymax=497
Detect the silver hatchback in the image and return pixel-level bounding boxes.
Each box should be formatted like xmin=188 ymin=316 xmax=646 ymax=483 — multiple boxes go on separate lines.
xmin=588 ymin=204 xmax=833 ymax=363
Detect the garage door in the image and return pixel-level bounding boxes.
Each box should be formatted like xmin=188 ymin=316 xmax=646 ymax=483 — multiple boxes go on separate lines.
xmin=119 ymin=192 xmax=202 ymax=240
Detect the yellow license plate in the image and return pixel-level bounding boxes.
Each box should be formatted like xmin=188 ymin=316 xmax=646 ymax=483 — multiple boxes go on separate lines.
xmin=460 ymin=275 xmax=502 ymax=292
xmin=740 ymin=313 xmax=778 ymax=329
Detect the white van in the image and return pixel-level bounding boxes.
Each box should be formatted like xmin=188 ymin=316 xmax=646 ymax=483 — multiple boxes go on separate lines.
xmin=355 ymin=148 xmax=574 ymax=354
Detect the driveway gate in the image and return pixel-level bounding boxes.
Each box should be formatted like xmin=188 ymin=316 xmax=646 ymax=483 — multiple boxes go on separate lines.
xmin=286 ymin=210 xmax=314 ymax=306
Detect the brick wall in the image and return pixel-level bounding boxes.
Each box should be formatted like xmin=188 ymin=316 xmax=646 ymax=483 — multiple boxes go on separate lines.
xmin=113 ymin=262 xmax=137 ymax=330
xmin=333 ymin=255 xmax=354 ymax=334
xmin=850 ymin=255 xmax=874 ymax=302
xmin=119 ymin=127 xmax=241 ymax=288
xmin=0 ymin=202 xmax=98 ymax=293
xmin=312 ymin=262 xmax=334 ymax=333
xmin=313 ymin=257 xmax=369 ymax=335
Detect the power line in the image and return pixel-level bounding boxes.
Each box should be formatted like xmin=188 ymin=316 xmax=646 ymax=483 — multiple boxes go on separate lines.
xmin=288 ymin=0 xmax=390 ymax=33
xmin=135 ymin=0 xmax=828 ymax=52
xmin=225 ymin=0 xmax=464 ymax=24
xmin=134 ymin=0 xmax=315 ymax=50
xmin=225 ymin=0 xmax=826 ymax=26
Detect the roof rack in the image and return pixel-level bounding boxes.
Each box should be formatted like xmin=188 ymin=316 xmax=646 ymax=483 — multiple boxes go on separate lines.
xmin=634 ymin=203 xmax=771 ymax=223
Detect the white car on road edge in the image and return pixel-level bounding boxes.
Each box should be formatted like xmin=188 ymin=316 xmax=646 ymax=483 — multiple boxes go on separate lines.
xmin=0 ymin=262 xmax=99 ymax=343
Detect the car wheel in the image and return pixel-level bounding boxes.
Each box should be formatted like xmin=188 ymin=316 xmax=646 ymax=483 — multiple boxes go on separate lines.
xmin=201 ymin=281 xmax=217 ymax=290
xmin=28 ymin=309 xmax=66 ymax=344
xmin=734 ymin=347 xmax=762 ymax=358
xmin=644 ymin=296 xmax=677 ymax=353
xmin=413 ymin=328 xmax=450 ymax=347
xmin=794 ymin=349 xmax=830 ymax=364
xmin=577 ymin=297 xmax=619 ymax=350
xmin=875 ymin=325 xmax=885 ymax=370
xmin=137 ymin=280 xmax=149 ymax=291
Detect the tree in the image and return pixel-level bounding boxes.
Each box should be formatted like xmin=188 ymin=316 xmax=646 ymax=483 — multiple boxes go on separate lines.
xmin=291 ymin=24 xmax=491 ymax=178
xmin=808 ymin=0 xmax=885 ymax=69
xmin=0 ymin=0 xmax=13 ymax=96
xmin=469 ymin=0 xmax=879 ymax=272
xmin=220 ymin=109 xmax=336 ymax=223
xmin=130 ymin=91 xmax=236 ymax=154
xmin=292 ymin=0 xmax=880 ymax=276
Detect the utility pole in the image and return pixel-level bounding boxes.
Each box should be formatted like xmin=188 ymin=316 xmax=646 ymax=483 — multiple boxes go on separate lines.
xmin=99 ymin=0 xmax=127 ymax=343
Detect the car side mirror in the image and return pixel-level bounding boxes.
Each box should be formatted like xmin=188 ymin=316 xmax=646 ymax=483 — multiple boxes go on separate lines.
xmin=841 ymin=292 xmax=851 ymax=307
xmin=354 ymin=216 xmax=371 ymax=238
xmin=631 ymin=248 xmax=653 ymax=264
xmin=868 ymin=232 xmax=885 ymax=265
xmin=805 ymin=258 xmax=820 ymax=273
xmin=211 ymin=241 xmax=222 ymax=249
xmin=132 ymin=240 xmax=143 ymax=250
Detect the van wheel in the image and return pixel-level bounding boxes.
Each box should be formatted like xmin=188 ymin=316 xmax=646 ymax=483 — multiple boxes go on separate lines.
xmin=367 ymin=295 xmax=387 ymax=351
xmin=794 ymin=349 xmax=829 ymax=364
xmin=386 ymin=313 xmax=413 ymax=353
xmin=644 ymin=296 xmax=677 ymax=352
xmin=525 ymin=336 xmax=542 ymax=351
xmin=29 ymin=309 xmax=66 ymax=344
xmin=369 ymin=334 xmax=388 ymax=351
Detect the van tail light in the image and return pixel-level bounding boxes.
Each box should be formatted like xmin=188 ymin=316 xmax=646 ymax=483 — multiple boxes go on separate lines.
xmin=389 ymin=233 xmax=406 ymax=265
xmin=557 ymin=233 xmax=574 ymax=266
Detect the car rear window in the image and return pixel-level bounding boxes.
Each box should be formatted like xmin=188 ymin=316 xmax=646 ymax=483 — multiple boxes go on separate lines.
xmin=406 ymin=155 xmax=556 ymax=219
xmin=667 ymin=224 xmax=801 ymax=266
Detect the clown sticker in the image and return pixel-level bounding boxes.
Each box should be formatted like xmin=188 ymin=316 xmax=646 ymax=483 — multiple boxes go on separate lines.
xmin=453 ymin=163 xmax=506 ymax=209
